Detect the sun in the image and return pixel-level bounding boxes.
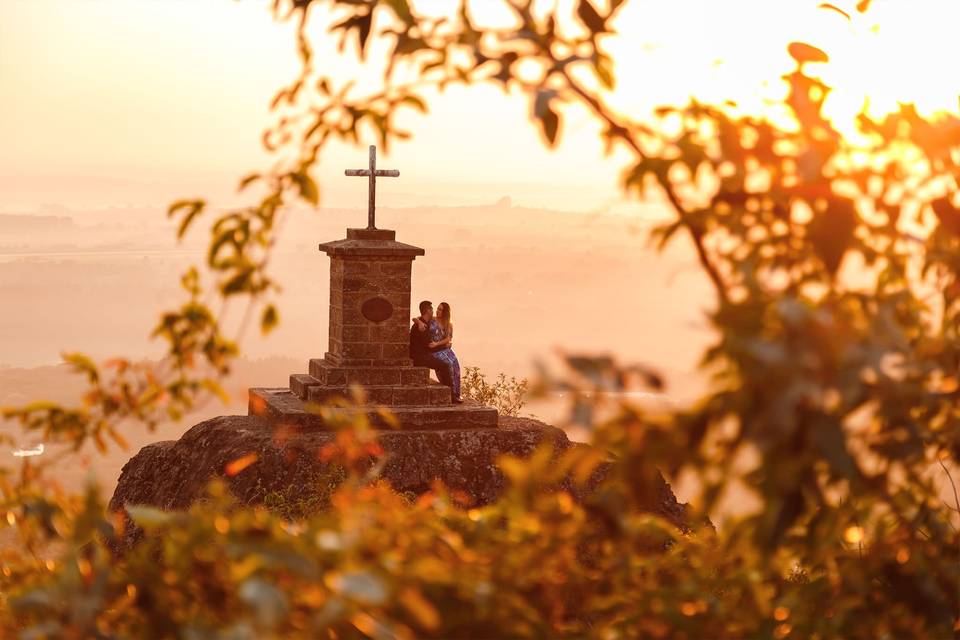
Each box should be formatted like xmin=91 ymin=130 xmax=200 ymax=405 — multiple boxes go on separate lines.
xmin=816 ymin=2 xmax=959 ymax=131
xmin=603 ymin=0 xmax=959 ymax=135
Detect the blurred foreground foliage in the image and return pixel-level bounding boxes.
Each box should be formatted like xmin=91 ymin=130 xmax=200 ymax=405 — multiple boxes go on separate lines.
xmin=1 ymin=0 xmax=959 ymax=637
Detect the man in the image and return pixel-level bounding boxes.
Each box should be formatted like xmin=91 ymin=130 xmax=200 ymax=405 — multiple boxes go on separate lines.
xmin=409 ymin=300 xmax=453 ymax=389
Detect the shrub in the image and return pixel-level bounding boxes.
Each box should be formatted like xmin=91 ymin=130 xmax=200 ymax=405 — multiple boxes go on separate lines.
xmin=461 ymin=367 xmax=528 ymax=417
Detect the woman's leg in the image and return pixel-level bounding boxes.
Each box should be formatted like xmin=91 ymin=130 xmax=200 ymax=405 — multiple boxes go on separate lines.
xmin=449 ymin=353 xmax=461 ymax=400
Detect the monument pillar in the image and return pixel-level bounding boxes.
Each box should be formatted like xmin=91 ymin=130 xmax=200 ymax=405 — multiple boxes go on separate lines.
xmin=321 ymin=228 xmax=423 ymax=367
xmin=247 ymin=146 xmax=498 ymax=430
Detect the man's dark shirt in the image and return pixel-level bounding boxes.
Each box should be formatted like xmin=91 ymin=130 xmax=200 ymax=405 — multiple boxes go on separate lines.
xmin=409 ymin=321 xmax=434 ymax=364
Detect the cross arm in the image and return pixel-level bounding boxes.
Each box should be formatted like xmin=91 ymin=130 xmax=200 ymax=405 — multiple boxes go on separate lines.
xmin=375 ymin=170 xmax=400 ymax=177
xmin=345 ymin=169 xmax=371 ymax=176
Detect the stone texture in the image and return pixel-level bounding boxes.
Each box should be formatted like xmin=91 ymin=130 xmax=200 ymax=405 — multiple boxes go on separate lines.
xmin=107 ymin=414 xmax=690 ymax=551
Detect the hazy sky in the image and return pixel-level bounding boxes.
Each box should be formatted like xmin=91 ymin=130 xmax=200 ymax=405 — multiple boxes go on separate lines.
xmin=1 ymin=0 xmax=957 ymax=213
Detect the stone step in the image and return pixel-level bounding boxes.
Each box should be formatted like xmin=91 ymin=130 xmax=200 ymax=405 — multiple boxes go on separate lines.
xmin=249 ymin=387 xmax=498 ymax=430
xmin=308 ymin=358 xmax=430 ymax=386
xmin=306 ymin=383 xmax=451 ymax=407
xmin=289 ymin=374 xmax=319 ymax=400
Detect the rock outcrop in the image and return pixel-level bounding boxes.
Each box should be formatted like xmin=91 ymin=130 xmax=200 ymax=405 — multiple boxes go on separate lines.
xmin=108 ymin=415 xmax=688 ymax=550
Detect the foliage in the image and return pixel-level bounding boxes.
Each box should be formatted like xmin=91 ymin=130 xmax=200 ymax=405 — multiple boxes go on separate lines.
xmin=461 ymin=367 xmax=528 ymax=417
xmin=1 ymin=0 xmax=959 ymax=637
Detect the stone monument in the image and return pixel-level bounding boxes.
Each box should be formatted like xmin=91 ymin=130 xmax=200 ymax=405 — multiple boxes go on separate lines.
xmin=106 ymin=146 xmax=689 ymax=551
xmin=248 ymin=145 xmax=498 ymax=430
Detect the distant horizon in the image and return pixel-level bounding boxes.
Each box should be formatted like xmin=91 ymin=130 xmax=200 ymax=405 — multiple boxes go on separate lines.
xmin=0 ymin=180 xmax=668 ymax=220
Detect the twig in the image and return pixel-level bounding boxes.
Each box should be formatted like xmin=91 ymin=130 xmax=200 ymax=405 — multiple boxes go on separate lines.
xmin=557 ymin=68 xmax=731 ymax=307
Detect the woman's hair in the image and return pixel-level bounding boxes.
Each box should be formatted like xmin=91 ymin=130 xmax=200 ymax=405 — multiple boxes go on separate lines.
xmin=436 ymin=302 xmax=452 ymax=329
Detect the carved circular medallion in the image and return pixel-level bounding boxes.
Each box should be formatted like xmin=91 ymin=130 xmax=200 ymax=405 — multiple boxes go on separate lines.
xmin=361 ymin=296 xmax=393 ymax=323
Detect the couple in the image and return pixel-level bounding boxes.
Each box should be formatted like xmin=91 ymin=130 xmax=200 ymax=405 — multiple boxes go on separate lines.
xmin=409 ymin=300 xmax=462 ymax=403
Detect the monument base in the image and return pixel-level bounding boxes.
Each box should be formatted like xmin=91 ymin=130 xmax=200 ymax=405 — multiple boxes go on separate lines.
xmin=249 ymin=387 xmax=499 ymax=431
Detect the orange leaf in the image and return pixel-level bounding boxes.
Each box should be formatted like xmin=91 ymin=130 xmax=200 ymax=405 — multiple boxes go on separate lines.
xmin=788 ymin=42 xmax=829 ymax=64
xmin=225 ymin=453 xmax=258 ymax=476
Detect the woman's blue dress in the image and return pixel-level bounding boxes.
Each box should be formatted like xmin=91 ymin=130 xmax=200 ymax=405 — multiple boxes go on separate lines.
xmin=429 ymin=319 xmax=461 ymax=400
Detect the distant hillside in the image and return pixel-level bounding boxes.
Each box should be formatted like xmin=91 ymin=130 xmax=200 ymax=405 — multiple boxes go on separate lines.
xmin=0 ymin=214 xmax=74 ymax=231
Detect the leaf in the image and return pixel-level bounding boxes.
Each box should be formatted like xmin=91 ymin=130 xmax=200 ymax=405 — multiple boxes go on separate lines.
xmin=401 ymin=94 xmax=428 ymax=113
xmin=571 ymin=447 xmax=607 ymax=485
xmin=565 ymin=354 xmax=615 ymax=387
xmin=383 ymin=0 xmax=413 ymax=24
xmin=291 ymin=171 xmax=319 ymax=206
xmin=326 ymin=571 xmax=388 ymax=605
xmin=181 ymin=267 xmax=201 ymax=296
xmin=808 ymin=198 xmax=857 ymax=275
xmin=166 ymin=200 xmax=206 ymax=240
xmin=221 ymin=270 xmax=253 ymax=295
xmin=931 ymin=196 xmax=960 ymax=237
xmin=577 ymin=0 xmax=607 ymax=33
xmin=62 ymin=352 xmax=99 ymax=384
xmin=498 ymin=455 xmax=529 ymax=485
xmin=261 ymin=304 xmax=279 ymax=335
xmin=357 ymin=13 xmax=373 ymax=57
xmin=533 ymin=90 xmax=561 ymax=146
xmin=107 ymin=427 xmax=129 ymax=450
xmin=594 ymin=53 xmax=615 ymax=90
xmin=818 ymin=3 xmax=851 ymax=20
xmin=238 ymin=173 xmax=260 ymax=192
xmin=813 ymin=417 xmax=858 ymax=479
xmin=225 ymin=453 xmax=258 ymax=476
xmin=788 ymin=42 xmax=829 ymax=65
xmin=126 ymin=504 xmax=172 ymax=529
xmin=399 ymin=588 xmax=440 ymax=630
xmin=201 ymin=379 xmax=230 ymax=404
xmin=239 ymin=579 xmax=288 ymax=628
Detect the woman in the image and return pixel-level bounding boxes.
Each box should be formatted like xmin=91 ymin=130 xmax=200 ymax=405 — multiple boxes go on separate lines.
xmin=413 ymin=301 xmax=462 ymax=403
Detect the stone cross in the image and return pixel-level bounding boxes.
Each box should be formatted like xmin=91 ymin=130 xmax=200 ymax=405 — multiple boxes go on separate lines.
xmin=344 ymin=145 xmax=399 ymax=230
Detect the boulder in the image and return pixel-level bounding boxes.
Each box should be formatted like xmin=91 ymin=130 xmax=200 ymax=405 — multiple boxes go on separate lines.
xmin=108 ymin=415 xmax=688 ymax=550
